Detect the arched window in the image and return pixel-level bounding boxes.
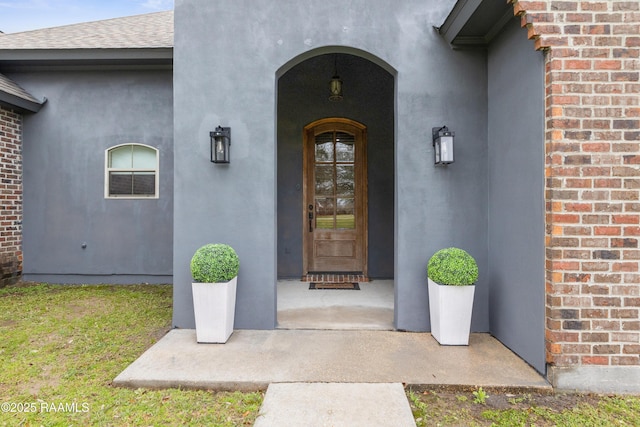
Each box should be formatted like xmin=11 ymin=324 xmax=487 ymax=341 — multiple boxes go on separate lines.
xmin=105 ymin=144 xmax=159 ymax=198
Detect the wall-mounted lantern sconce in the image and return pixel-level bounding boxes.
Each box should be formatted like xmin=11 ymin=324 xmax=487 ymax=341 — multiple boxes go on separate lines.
xmin=210 ymin=126 xmax=231 ymax=163
xmin=432 ymin=126 xmax=454 ymax=165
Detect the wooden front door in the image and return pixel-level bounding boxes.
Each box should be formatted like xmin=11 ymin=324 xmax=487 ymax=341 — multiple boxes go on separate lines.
xmin=303 ymin=118 xmax=367 ymax=275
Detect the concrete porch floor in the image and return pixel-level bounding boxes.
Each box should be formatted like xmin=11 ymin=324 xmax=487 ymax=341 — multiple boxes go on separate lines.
xmin=113 ymin=280 xmax=551 ymax=391
xmin=114 ymin=279 xmax=550 ymax=393
xmin=276 ymin=279 xmax=394 ymax=330
xmin=113 ymin=329 xmax=550 ymax=391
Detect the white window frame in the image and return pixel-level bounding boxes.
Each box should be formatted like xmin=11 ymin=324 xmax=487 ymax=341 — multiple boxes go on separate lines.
xmin=104 ymin=143 xmax=159 ymax=199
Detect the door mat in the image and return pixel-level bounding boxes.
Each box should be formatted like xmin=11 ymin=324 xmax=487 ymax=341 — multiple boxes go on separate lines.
xmin=302 ymin=274 xmax=369 ymax=283
xmin=309 ymin=282 xmax=360 ymax=290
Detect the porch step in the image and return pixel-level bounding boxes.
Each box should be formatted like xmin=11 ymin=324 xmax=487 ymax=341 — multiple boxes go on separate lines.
xmin=302 ymin=273 xmax=369 ymax=283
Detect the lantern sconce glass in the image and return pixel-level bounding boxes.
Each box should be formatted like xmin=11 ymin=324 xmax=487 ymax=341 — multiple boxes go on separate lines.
xmin=210 ymin=126 xmax=231 ymax=164
xmin=432 ymin=126 xmax=454 ymax=165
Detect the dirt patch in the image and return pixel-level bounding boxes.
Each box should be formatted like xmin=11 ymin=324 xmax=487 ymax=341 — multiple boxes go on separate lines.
xmin=21 ymin=364 xmax=62 ymax=397
xmin=149 ymin=326 xmax=172 ymax=342
xmin=460 ymin=390 xmax=599 ymax=412
xmin=409 ymin=388 xmax=608 ymax=426
xmin=0 ymin=319 xmax=17 ymax=327
xmin=63 ymin=296 xmax=115 ymax=320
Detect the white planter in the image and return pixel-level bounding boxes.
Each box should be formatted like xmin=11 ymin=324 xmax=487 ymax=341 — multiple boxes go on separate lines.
xmin=428 ymin=278 xmax=475 ymax=345
xmin=192 ymin=276 xmax=237 ymax=343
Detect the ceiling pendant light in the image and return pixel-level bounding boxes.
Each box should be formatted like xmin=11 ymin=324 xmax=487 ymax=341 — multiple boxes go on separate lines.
xmin=329 ymin=56 xmax=343 ymax=102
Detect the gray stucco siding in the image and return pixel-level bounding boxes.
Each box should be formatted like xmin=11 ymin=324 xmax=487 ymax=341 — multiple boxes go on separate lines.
xmin=394 ymin=46 xmax=489 ymax=331
xmin=487 ymin=18 xmax=545 ymax=373
xmin=16 ymin=69 xmax=173 ymax=283
xmin=173 ymin=0 xmax=490 ymax=332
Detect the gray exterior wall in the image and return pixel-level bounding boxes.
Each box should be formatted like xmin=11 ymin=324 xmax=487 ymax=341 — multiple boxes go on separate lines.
xmin=487 ymin=18 xmax=545 ymax=372
xmin=15 ymin=70 xmax=173 ymax=284
xmin=174 ymin=0 xmax=489 ymax=332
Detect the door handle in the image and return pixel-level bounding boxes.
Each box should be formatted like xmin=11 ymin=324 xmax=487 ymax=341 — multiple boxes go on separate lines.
xmin=308 ymin=212 xmax=314 ymax=232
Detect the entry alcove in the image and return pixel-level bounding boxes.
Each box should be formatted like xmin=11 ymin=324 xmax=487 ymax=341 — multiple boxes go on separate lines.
xmin=276 ymin=51 xmax=395 ymax=281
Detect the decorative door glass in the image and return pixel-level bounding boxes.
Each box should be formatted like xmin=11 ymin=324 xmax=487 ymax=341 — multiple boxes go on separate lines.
xmin=314 ymin=131 xmax=356 ymax=230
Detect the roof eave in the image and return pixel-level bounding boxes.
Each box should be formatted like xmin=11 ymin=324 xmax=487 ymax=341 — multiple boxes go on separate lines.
xmin=439 ymin=0 xmax=483 ymax=46
xmin=0 ymin=47 xmax=173 ymax=62
xmin=0 ymin=92 xmax=45 ymax=113
xmin=438 ymin=0 xmax=514 ymax=48
xmin=0 ymin=48 xmax=173 ymax=72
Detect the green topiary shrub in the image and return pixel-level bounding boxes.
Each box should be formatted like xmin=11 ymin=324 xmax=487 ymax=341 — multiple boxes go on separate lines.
xmin=190 ymin=243 xmax=239 ymax=283
xmin=427 ymin=247 xmax=478 ymax=286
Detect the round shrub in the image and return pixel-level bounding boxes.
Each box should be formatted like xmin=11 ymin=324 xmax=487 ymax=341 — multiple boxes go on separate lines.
xmin=190 ymin=243 xmax=239 ymax=283
xmin=427 ymin=247 xmax=478 ymax=286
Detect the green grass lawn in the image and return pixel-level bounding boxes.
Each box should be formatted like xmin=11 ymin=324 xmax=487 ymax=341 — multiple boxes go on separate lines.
xmin=0 ymin=283 xmax=262 ymax=426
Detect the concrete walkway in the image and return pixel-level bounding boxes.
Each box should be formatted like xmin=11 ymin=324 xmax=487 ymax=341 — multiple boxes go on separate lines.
xmin=254 ymin=383 xmax=416 ymax=427
xmin=114 ymin=329 xmax=550 ymax=425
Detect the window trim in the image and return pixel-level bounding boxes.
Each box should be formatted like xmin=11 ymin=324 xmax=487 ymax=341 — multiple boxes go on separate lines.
xmin=104 ymin=143 xmax=159 ymax=199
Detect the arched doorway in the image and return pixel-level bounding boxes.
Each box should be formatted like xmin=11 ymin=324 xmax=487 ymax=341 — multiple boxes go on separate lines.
xmin=276 ymin=49 xmax=395 ymax=329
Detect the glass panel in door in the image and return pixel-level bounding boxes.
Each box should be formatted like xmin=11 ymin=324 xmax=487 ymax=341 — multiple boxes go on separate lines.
xmin=314 ymin=131 xmax=356 ymax=231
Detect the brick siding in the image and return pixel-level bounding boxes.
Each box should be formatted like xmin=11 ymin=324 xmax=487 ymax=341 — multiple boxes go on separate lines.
xmin=0 ymin=107 xmax=23 ymax=287
xmin=510 ymin=0 xmax=640 ymax=368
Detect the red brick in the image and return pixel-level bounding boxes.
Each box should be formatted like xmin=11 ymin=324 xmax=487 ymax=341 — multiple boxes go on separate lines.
xmin=625 ymin=298 xmax=640 ymax=307
xmin=594 ymin=344 xmax=621 ymax=354
xmin=581 ymin=2 xmax=609 ymax=12
xmin=623 ymin=250 xmax=640 ymax=260
xmin=553 ymin=213 xmax=581 ymax=223
xmin=587 ymin=186 xmax=616 ymax=198
xmin=583 ymin=284 xmax=611 ymax=294
xmin=552 ymin=261 xmax=581 ymax=270
xmin=624 ymin=345 xmax=640 ymax=354
xmin=0 ymin=107 xmax=23 ymax=286
xmin=563 ymin=344 xmax=593 ymax=355
xmin=582 ymin=262 xmax=611 ymax=272
xmin=623 ymin=321 xmax=640 ymax=331
xmin=581 ymin=356 xmax=610 ymax=365
xmin=624 ymin=226 xmax=640 ymax=236
xmin=594 ymin=226 xmax=621 ymax=235
xmin=593 ymin=320 xmax=622 ymax=331
xmin=613 ymin=3 xmax=639 ymax=11
xmin=613 ymin=215 xmax=640 ymax=224
xmin=612 ymin=238 xmax=639 ymax=248
xmin=565 ymin=273 xmax=591 ymax=282
xmin=615 ymin=120 xmax=640 ymax=130
xmin=627 ymin=37 xmax=640 ymax=47
xmin=595 ymin=178 xmax=621 ymax=188
xmin=594 ymin=273 xmax=622 ymax=283
xmin=612 ymin=262 xmax=639 ymax=272
xmin=612 ymin=309 xmax=639 ymax=318
xmin=582 ymin=332 xmax=609 ymax=342
xmin=565 ymin=202 xmax=592 ymax=212
xmin=612 ymin=356 xmax=640 ymax=365
xmin=581 ymin=238 xmax=609 ymax=248
xmin=582 ymin=143 xmax=610 ymax=152
xmin=565 ymin=11 xmax=590 ymax=21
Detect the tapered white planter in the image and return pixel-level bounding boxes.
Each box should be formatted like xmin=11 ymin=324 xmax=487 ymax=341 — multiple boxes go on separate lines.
xmin=192 ymin=277 xmax=237 ymax=343
xmin=428 ymin=278 xmax=475 ymax=345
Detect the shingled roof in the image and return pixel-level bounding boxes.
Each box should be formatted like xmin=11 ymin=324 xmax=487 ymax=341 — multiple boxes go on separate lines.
xmin=0 ymin=11 xmax=173 ymax=50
